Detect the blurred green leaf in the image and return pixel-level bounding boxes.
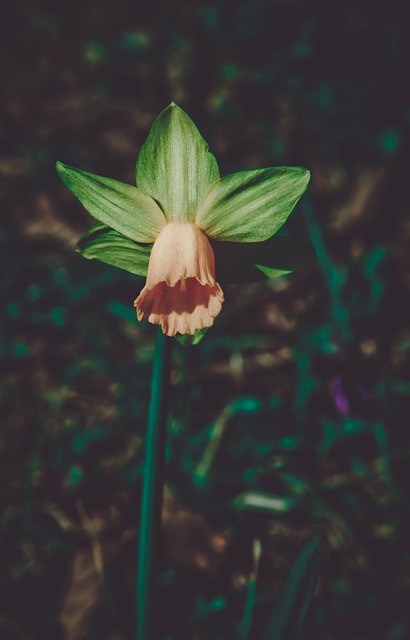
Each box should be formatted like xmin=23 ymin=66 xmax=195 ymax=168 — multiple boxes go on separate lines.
xmin=261 ymin=535 xmax=322 ymax=640
xmin=72 ymin=427 xmax=108 ymax=453
xmin=234 ymin=491 xmax=297 ymax=513
xmin=237 ymin=539 xmax=262 ymax=640
xmin=106 ymin=300 xmax=137 ymax=323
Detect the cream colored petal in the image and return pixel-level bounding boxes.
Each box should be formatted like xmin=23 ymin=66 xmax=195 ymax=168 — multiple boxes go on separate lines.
xmin=134 ymin=223 xmax=224 ymax=336
xmin=144 ymin=222 xmax=216 ymax=288
xmin=136 ymin=279 xmax=223 ymax=336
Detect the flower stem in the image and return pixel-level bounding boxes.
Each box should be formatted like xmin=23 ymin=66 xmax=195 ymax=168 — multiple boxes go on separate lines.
xmin=136 ymin=328 xmax=172 ymax=640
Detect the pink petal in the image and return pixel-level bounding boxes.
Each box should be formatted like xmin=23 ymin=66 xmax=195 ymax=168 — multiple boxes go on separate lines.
xmin=134 ymin=223 xmax=224 ymax=336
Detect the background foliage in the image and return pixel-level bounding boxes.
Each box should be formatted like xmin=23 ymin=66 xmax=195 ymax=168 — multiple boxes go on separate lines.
xmin=1 ymin=1 xmax=410 ymax=638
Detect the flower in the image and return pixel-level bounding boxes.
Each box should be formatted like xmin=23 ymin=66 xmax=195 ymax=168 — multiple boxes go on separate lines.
xmin=56 ymin=103 xmax=312 ymax=340
xmin=134 ymin=223 xmax=224 ymax=336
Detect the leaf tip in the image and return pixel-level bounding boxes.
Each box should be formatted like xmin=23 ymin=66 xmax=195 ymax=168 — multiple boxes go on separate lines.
xmin=56 ymin=161 xmax=76 ymax=183
xmin=293 ymin=166 xmax=311 ymax=195
xmin=164 ymin=101 xmax=188 ymax=120
xmin=55 ymin=160 xmax=66 ymax=175
xmin=164 ymin=101 xmax=180 ymax=114
xmin=301 ymin=166 xmax=311 ymax=184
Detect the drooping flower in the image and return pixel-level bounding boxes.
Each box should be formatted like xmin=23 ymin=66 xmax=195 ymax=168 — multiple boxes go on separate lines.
xmin=56 ymin=103 xmax=313 ymax=340
xmin=134 ymin=222 xmax=224 ymax=336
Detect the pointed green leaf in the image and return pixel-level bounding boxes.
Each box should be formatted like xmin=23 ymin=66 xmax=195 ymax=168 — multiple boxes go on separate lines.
xmin=135 ymin=103 xmax=220 ymax=222
xmin=213 ymin=234 xmax=316 ymax=284
xmin=261 ymin=536 xmax=322 ymax=640
xmin=196 ymin=167 xmax=310 ymax=242
xmin=56 ymin=161 xmax=166 ymax=242
xmin=77 ymin=224 xmax=151 ymax=277
xmin=237 ymin=539 xmax=262 ymax=640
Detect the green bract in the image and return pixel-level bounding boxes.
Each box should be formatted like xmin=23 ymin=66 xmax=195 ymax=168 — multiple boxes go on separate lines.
xmin=197 ymin=167 xmax=310 ymax=242
xmin=135 ymin=103 xmax=220 ymax=222
xmin=56 ymin=103 xmax=313 ymax=288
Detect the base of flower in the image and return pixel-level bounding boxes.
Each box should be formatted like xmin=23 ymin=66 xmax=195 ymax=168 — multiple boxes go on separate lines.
xmin=134 ymin=278 xmax=224 ymax=337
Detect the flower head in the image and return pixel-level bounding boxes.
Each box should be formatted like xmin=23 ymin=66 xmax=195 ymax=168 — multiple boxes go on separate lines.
xmin=135 ymin=223 xmax=224 ymax=336
xmin=56 ymin=103 xmax=313 ymax=340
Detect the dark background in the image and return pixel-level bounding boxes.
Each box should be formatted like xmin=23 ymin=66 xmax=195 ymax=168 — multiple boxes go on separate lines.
xmin=1 ymin=1 xmax=410 ymax=638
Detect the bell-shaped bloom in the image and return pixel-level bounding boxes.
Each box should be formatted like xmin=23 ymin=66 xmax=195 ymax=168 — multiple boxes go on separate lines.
xmin=135 ymin=223 xmax=224 ymax=336
xmin=56 ymin=103 xmax=313 ymax=340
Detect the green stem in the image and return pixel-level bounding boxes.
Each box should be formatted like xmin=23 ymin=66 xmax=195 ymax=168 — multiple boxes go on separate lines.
xmin=136 ymin=328 xmax=172 ymax=640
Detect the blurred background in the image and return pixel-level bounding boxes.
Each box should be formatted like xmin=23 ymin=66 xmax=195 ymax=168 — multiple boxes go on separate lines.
xmin=1 ymin=0 xmax=410 ymax=638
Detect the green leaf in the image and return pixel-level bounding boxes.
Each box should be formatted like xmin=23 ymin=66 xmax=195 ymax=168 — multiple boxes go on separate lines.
xmin=213 ymin=234 xmax=316 ymax=284
xmin=237 ymin=539 xmax=262 ymax=640
xmin=135 ymin=103 xmax=220 ymax=223
xmin=261 ymin=536 xmax=322 ymax=640
xmin=56 ymin=161 xmax=166 ymax=243
xmin=77 ymin=224 xmax=151 ymax=277
xmin=234 ymin=492 xmax=297 ymax=514
xmin=196 ymin=167 xmax=310 ymax=242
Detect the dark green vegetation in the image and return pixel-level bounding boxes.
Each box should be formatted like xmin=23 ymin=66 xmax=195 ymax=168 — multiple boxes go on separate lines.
xmin=1 ymin=1 xmax=410 ymax=638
